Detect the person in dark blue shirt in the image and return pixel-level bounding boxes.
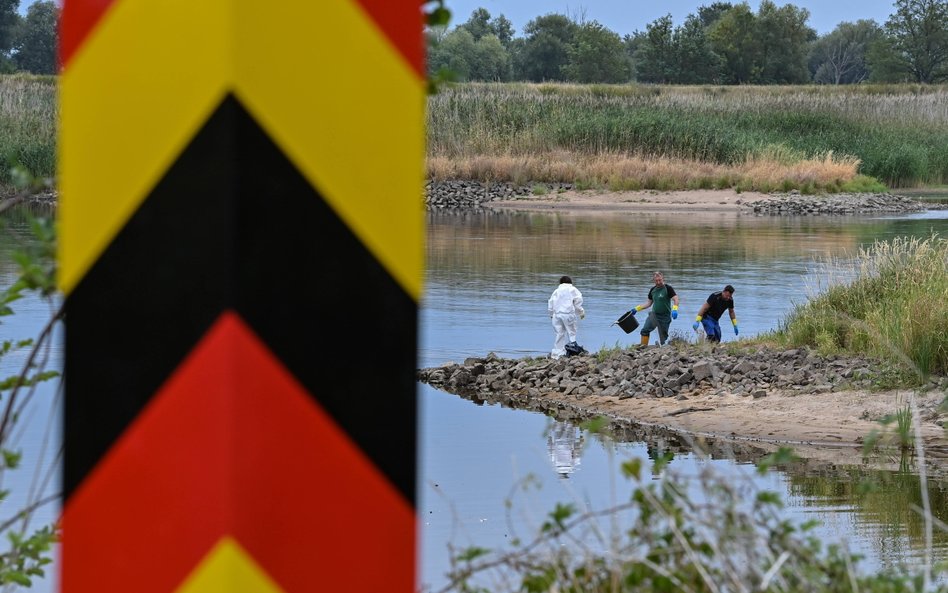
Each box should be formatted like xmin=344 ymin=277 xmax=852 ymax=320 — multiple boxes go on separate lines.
xmin=693 ymin=285 xmax=738 ymax=343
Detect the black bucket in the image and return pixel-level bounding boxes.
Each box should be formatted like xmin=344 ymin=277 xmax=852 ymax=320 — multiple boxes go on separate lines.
xmin=616 ymin=310 xmax=639 ymax=334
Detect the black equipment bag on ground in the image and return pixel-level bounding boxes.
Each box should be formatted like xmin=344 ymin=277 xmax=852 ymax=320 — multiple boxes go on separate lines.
xmin=565 ymin=341 xmax=587 ymax=357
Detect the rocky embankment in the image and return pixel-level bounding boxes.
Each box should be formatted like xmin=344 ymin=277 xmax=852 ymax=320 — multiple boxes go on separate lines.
xmin=743 ymin=192 xmax=926 ymax=215
xmin=425 ymin=181 xmax=933 ymax=215
xmin=425 ymin=180 xmax=569 ymax=210
xmin=418 ymin=345 xmax=915 ymax=403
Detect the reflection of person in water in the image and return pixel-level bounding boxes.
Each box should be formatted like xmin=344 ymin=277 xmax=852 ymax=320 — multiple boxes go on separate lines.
xmin=548 ymin=421 xmax=584 ymax=478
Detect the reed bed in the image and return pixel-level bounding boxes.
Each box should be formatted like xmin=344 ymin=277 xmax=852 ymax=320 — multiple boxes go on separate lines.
xmin=428 ymin=83 xmax=948 ymax=188
xmin=777 ymin=235 xmax=948 ymax=377
xmin=0 ymin=74 xmax=56 ymax=189
xmin=427 ymin=151 xmax=872 ymax=193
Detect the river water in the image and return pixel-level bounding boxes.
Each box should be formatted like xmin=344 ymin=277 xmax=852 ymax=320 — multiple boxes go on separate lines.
xmin=420 ymin=205 xmax=948 ymax=591
xmin=2 ymin=204 xmax=948 ymax=592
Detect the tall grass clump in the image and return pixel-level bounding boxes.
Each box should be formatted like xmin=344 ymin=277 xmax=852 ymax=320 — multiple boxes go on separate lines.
xmin=0 ymin=74 xmax=56 ymax=191
xmin=778 ymin=235 xmax=948 ymax=377
xmin=428 ymin=83 xmax=948 ymax=188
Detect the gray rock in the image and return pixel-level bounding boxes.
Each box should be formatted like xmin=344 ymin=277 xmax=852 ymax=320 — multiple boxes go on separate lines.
xmin=692 ymin=361 xmax=713 ymax=381
xmin=733 ymin=360 xmax=756 ymax=375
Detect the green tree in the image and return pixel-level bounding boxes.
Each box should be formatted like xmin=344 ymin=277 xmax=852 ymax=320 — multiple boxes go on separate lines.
xmin=866 ymin=35 xmax=913 ymax=81
xmin=633 ymin=13 xmax=722 ymax=84
xmin=882 ymin=0 xmax=948 ymax=83
xmin=459 ymin=8 xmax=515 ymax=47
xmin=675 ymin=13 xmax=723 ymax=83
xmin=809 ymin=20 xmax=883 ymax=84
xmin=563 ymin=21 xmax=630 ymax=83
xmin=0 ymin=0 xmax=20 ymax=73
xmin=490 ymin=14 xmax=515 ymax=47
xmin=471 ymin=34 xmax=511 ymax=81
xmin=12 ymin=0 xmax=57 ymax=74
xmin=755 ymin=0 xmax=815 ymax=84
xmin=459 ymin=7 xmax=492 ymax=41
xmin=517 ymin=14 xmax=578 ymax=81
xmin=708 ymin=3 xmax=761 ymax=83
xmin=697 ymin=1 xmax=734 ymax=28
xmin=632 ymin=14 xmax=676 ymax=83
xmin=427 ymin=27 xmax=476 ymax=81
xmin=427 ymin=28 xmax=510 ymax=82
xmin=708 ymin=1 xmax=814 ymax=84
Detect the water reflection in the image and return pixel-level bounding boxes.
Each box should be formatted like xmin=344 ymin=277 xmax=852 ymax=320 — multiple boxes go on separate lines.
xmin=547 ymin=420 xmax=584 ymax=478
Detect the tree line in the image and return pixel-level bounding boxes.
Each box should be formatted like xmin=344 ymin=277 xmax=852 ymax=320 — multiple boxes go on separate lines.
xmin=0 ymin=0 xmax=57 ymax=75
xmin=427 ymin=0 xmax=948 ymax=84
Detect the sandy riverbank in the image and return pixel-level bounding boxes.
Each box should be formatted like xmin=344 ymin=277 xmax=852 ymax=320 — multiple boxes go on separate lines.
xmin=490 ymin=189 xmax=766 ymax=212
xmin=522 ymin=383 xmax=945 ymax=449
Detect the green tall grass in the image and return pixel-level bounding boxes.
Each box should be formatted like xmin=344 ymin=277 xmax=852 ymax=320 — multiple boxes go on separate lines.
xmin=777 ymin=235 xmax=948 ymax=376
xmin=0 ymin=74 xmax=55 ymax=190
xmin=428 ymin=83 xmax=948 ymax=187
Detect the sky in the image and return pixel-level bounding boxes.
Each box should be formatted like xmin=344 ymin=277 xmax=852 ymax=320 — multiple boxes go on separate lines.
xmin=444 ymin=0 xmax=897 ymax=36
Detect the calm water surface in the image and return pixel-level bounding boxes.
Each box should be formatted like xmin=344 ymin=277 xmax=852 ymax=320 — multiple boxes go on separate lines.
xmin=420 ymin=206 xmax=948 ymax=591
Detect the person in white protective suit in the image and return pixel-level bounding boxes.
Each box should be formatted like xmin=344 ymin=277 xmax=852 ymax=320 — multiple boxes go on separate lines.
xmin=547 ymin=276 xmax=585 ymax=359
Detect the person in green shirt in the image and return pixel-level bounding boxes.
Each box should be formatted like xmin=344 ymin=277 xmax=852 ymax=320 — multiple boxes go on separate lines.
xmin=629 ymin=271 xmax=680 ymax=346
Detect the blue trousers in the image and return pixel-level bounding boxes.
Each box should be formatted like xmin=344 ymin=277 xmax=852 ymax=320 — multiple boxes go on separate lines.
xmin=702 ymin=317 xmax=722 ymax=342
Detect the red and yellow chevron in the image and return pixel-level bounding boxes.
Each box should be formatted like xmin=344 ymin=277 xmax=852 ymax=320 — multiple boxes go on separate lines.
xmin=60 ymin=1 xmax=423 ymax=591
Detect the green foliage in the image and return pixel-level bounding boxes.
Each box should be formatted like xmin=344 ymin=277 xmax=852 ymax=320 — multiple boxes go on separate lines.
xmin=425 ymin=3 xmax=948 ymax=86
xmin=457 ymin=8 xmax=514 ymax=47
xmin=562 ymin=21 xmax=630 ymax=83
xmin=708 ymin=3 xmax=763 ymax=83
xmin=578 ymin=416 xmax=609 ymax=434
xmin=0 ymin=526 xmax=54 ymax=588
xmin=877 ymin=405 xmax=915 ymax=450
xmin=423 ymin=0 xmax=451 ymax=28
xmin=0 ymin=185 xmax=62 ymax=589
xmin=0 ymin=0 xmax=19 ymax=55
xmin=631 ymin=14 xmax=726 ymax=84
xmin=756 ymin=0 xmax=816 ymax=84
xmin=883 ymin=0 xmax=948 ymax=83
xmin=541 ymin=503 xmax=576 ymax=535
xmin=443 ymin=456 xmax=936 ymax=593
xmin=517 ymin=14 xmax=579 ymax=82
xmin=428 ymin=26 xmax=512 ymax=82
xmin=840 ymin=174 xmax=887 ymax=193
xmin=12 ymin=2 xmax=57 ymax=75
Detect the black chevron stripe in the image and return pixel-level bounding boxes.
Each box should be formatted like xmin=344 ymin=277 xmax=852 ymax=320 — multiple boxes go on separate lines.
xmin=65 ymin=94 xmax=417 ymax=504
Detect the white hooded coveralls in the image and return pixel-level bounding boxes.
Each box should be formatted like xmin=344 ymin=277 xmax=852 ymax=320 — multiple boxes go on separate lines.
xmin=548 ymin=283 xmax=584 ymax=358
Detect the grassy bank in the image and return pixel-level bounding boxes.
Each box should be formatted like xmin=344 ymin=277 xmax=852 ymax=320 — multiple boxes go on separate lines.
xmin=772 ymin=235 xmax=948 ymax=377
xmin=0 ymin=74 xmax=55 ymax=193
xmin=428 ymin=83 xmax=948 ymax=190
